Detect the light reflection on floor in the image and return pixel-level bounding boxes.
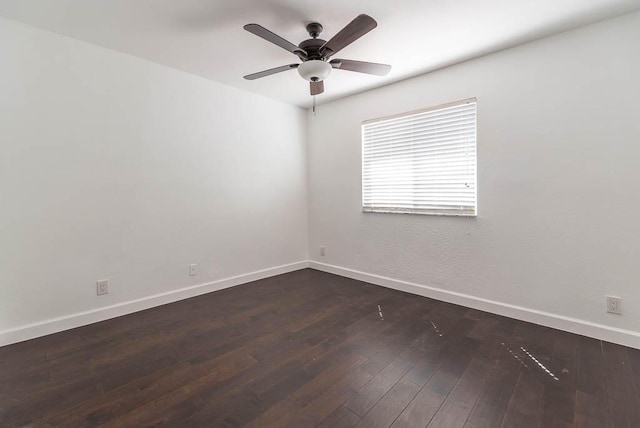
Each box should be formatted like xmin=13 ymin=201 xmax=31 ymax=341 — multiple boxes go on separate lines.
xmin=498 ymin=341 xmax=561 ymax=382
xmin=429 ymin=321 xmax=443 ymax=337
xmin=520 ymin=346 xmax=559 ymax=381
xmin=501 ymin=342 xmax=529 ymax=369
xmin=422 ymin=319 xmax=563 ymax=383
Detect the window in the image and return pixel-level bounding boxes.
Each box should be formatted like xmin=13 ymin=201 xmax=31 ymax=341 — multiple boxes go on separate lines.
xmin=362 ymin=98 xmax=477 ymax=216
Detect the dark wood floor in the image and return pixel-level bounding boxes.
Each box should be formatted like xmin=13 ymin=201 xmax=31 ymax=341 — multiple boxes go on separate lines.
xmin=1 ymin=269 xmax=640 ymax=427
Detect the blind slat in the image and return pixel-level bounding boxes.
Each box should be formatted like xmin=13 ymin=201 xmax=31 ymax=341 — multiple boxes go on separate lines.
xmin=362 ymin=100 xmax=477 ymax=216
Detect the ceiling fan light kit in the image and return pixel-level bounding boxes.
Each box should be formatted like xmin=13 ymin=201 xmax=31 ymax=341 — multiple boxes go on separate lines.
xmin=243 ymin=14 xmax=391 ymax=96
xmin=297 ymin=60 xmax=332 ymax=82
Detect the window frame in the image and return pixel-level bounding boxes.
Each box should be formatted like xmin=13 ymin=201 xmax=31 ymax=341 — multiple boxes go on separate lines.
xmin=361 ymin=98 xmax=478 ymax=217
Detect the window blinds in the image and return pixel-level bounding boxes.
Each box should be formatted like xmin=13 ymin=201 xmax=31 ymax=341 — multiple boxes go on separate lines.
xmin=362 ymin=98 xmax=477 ymax=216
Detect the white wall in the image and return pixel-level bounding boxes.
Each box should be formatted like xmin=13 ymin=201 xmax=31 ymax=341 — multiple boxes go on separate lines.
xmin=308 ymin=12 xmax=640 ymax=346
xmin=0 ymin=16 xmax=308 ymax=343
xmin=2 ymin=11 xmax=640 ymax=348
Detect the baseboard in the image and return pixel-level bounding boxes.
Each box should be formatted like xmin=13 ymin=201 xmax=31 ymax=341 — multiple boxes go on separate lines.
xmin=309 ymin=261 xmax=640 ymax=350
xmin=5 ymin=260 xmax=638 ymax=350
xmin=0 ymin=261 xmax=310 ymax=347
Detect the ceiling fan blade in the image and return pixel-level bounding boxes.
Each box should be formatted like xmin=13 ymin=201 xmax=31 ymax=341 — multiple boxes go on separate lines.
xmin=244 ymin=24 xmax=307 ymax=58
xmin=310 ymin=80 xmax=324 ymax=95
xmin=320 ymin=14 xmax=377 ymax=58
xmin=243 ymin=64 xmax=299 ymax=80
xmin=330 ymin=59 xmax=391 ymax=76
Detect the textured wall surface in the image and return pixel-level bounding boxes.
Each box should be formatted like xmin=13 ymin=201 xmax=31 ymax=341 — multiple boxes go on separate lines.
xmin=2 ymin=10 xmax=640 ymax=344
xmin=308 ymin=12 xmax=640 ymax=333
xmin=0 ymin=17 xmax=308 ymax=333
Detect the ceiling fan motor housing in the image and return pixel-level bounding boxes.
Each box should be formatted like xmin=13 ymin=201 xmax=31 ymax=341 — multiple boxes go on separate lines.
xmin=296 ymin=36 xmax=332 ymax=82
xmin=298 ymin=38 xmax=327 ymax=60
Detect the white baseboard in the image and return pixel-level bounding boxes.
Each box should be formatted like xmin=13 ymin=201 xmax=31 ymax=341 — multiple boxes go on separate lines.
xmin=5 ymin=260 xmax=638 ymax=350
xmin=0 ymin=261 xmax=309 ymax=347
xmin=309 ymin=261 xmax=640 ymax=350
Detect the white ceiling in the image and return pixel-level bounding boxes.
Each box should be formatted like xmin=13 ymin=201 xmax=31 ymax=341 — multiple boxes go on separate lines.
xmin=1 ymin=0 xmax=639 ymax=108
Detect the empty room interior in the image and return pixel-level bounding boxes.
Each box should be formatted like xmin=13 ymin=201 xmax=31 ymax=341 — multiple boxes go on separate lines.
xmin=2 ymin=1 xmax=640 ymax=427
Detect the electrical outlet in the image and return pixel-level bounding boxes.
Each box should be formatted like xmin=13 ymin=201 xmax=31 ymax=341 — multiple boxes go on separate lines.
xmin=96 ymin=280 xmax=109 ymax=296
xmin=189 ymin=264 xmax=198 ymax=276
xmin=606 ymin=296 xmax=621 ymax=315
xmin=320 ymin=246 xmax=326 ymax=256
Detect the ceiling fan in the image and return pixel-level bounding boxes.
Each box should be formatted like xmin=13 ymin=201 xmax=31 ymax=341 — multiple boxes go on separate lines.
xmin=243 ymin=14 xmax=391 ymax=96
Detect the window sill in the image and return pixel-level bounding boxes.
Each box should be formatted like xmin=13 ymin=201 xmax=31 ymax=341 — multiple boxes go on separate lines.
xmin=362 ymin=208 xmax=477 ymax=217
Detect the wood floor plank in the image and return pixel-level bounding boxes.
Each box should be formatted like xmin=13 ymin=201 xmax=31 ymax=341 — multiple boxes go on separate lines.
xmin=317 ymin=405 xmax=361 ymax=428
xmin=427 ymin=358 xmax=493 ymax=428
xmin=1 ymin=268 xmax=640 ymax=427
xmin=541 ymin=331 xmax=578 ymax=425
xmin=500 ymin=369 xmax=545 ymax=428
xmin=44 ymin=349 xmax=259 ymax=426
xmin=575 ymin=336 xmax=607 ymax=402
xmin=626 ymin=340 xmax=640 ymax=405
xmin=541 ymin=416 xmax=574 ymax=428
xmin=344 ymin=343 xmax=423 ymax=417
xmin=356 ymin=379 xmax=421 ymax=428
xmin=391 ymin=337 xmax=479 ymax=428
xmin=245 ymin=361 xmax=373 ymax=427
xmin=465 ymin=363 xmax=520 ymax=428
xmin=215 ymin=352 xmax=368 ymax=427
xmin=390 ymin=371 xmax=456 ymax=428
xmin=1 ymin=376 xmax=105 ymax=427
xmin=575 ymin=390 xmax=609 ymax=428
xmin=602 ymin=341 xmax=640 ymax=428
xmin=179 ymin=300 xmax=394 ymax=426
xmin=467 ymin=316 xmax=499 ymax=341
xmin=402 ymin=347 xmax=442 ymax=387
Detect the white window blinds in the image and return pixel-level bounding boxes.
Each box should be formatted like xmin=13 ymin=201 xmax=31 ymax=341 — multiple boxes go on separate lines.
xmin=362 ymin=98 xmax=477 ymax=216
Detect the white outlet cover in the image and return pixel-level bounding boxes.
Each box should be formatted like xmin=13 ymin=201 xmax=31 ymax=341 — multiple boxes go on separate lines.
xmin=96 ymin=280 xmax=109 ymax=296
xmin=606 ymin=296 xmax=621 ymax=315
xmin=189 ymin=264 xmax=198 ymax=276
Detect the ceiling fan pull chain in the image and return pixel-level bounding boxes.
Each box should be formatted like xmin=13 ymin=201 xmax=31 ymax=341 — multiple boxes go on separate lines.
xmin=313 ymin=96 xmax=316 ymax=116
